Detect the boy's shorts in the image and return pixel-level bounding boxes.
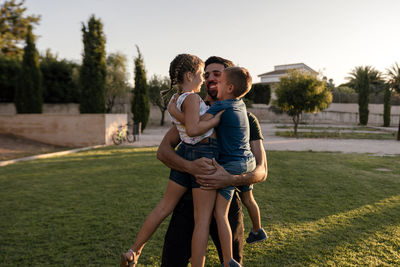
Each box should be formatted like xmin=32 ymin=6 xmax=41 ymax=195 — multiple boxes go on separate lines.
xmin=169 ymin=138 xmax=219 ymax=188
xmin=237 ymin=184 xmax=253 ymax=193
xmin=218 ymin=156 xmax=256 ymax=201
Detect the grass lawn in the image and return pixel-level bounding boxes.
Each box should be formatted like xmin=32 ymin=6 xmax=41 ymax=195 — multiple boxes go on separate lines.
xmin=1 ymin=147 xmax=400 ymax=266
xmin=276 ymin=130 xmax=397 ymax=140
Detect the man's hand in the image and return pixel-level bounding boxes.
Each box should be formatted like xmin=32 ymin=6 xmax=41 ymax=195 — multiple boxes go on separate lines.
xmin=196 ymin=158 xmax=232 ymax=189
xmin=190 ymin=157 xmax=217 ymax=177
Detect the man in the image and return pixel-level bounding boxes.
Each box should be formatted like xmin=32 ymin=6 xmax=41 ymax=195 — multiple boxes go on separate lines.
xmin=157 ymin=56 xmax=267 ymax=266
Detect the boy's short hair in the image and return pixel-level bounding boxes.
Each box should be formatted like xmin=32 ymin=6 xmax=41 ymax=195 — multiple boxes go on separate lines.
xmin=223 ymin=67 xmax=252 ymax=98
xmin=205 ymin=56 xmax=235 ymax=69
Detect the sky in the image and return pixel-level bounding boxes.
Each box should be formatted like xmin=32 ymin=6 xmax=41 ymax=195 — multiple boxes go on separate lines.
xmin=24 ymin=0 xmax=400 ymax=86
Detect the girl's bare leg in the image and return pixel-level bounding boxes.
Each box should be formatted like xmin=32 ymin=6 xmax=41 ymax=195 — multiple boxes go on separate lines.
xmin=125 ymin=180 xmax=188 ymax=263
xmin=191 ymin=188 xmax=217 ymax=267
xmin=214 ymin=194 xmax=232 ymax=267
xmin=240 ymin=191 xmax=261 ymax=232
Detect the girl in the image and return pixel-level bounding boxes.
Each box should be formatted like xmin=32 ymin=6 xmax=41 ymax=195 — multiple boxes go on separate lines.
xmin=120 ymin=54 xmax=235 ymax=267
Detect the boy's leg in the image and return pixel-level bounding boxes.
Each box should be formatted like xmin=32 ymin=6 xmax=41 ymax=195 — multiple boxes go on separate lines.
xmin=240 ymin=190 xmax=261 ymax=232
xmin=161 ymin=192 xmax=194 ymax=267
xmin=127 ymin=180 xmax=188 ymax=259
xmin=191 ymin=188 xmax=217 ymax=267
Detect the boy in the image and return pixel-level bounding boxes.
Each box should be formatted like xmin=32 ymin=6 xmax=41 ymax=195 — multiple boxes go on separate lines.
xmin=206 ymin=66 xmax=267 ymax=244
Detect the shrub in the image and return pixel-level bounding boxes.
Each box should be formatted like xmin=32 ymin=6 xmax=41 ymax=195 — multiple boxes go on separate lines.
xmin=245 ymin=83 xmax=271 ymax=105
xmin=40 ymin=54 xmax=80 ymax=103
xmin=0 ymin=56 xmax=20 ymax=102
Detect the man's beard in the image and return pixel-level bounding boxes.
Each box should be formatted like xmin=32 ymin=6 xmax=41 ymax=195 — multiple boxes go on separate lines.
xmin=207 ymin=87 xmax=218 ymax=100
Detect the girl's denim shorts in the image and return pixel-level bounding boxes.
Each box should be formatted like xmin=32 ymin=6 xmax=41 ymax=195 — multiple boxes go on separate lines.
xmin=169 ymin=138 xmax=219 ymax=188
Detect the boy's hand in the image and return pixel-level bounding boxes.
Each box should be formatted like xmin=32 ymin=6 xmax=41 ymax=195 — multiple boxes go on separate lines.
xmin=214 ymin=110 xmax=225 ymax=123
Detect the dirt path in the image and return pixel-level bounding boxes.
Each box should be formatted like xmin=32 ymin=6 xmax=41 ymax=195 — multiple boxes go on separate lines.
xmin=0 ymin=134 xmax=67 ymax=161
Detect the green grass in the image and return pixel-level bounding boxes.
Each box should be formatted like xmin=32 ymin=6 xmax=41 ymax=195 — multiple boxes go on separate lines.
xmin=276 ymin=130 xmax=397 ymax=140
xmin=1 ymin=147 xmax=400 ymax=266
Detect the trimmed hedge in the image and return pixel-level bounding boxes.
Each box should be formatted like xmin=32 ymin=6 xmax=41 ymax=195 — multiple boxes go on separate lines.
xmin=245 ymin=83 xmax=271 ymax=105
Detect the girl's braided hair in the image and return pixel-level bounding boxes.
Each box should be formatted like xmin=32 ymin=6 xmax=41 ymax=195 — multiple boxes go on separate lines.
xmin=161 ymin=54 xmax=204 ymax=98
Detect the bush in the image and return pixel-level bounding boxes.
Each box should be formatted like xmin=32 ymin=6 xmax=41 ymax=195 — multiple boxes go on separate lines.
xmin=0 ymin=56 xmax=20 ymax=102
xmin=331 ymin=86 xmax=358 ymax=103
xmin=41 ymin=56 xmax=80 ymax=103
xmin=245 ymin=83 xmax=271 ymax=105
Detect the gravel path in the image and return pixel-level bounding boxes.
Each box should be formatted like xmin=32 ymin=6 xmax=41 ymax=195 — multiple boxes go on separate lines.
xmin=1 ymin=123 xmax=398 ymax=166
xmin=129 ymin=123 xmax=400 ymax=156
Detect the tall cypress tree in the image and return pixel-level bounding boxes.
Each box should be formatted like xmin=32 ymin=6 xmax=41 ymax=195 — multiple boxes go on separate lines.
xmin=79 ymin=15 xmax=106 ymax=113
xmin=357 ymin=69 xmax=370 ymax=126
xmin=14 ymin=25 xmax=42 ymax=113
xmin=131 ymin=45 xmax=149 ymax=132
xmin=383 ymin=85 xmax=391 ymax=127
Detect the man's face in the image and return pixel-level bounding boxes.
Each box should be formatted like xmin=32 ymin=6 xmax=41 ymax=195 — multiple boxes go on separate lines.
xmin=204 ymin=63 xmax=225 ymax=100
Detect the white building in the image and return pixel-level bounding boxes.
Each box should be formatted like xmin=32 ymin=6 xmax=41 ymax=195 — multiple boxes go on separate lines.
xmin=258 ymin=63 xmax=318 ymax=100
xmin=258 ymin=63 xmax=318 ymax=84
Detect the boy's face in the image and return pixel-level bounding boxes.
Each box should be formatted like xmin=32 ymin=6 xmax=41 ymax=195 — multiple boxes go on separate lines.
xmin=216 ymin=71 xmax=232 ymax=100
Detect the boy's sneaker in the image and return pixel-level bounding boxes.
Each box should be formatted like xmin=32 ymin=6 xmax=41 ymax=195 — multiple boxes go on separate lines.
xmin=246 ymin=228 xmax=268 ymax=244
xmin=221 ymin=259 xmax=242 ymax=267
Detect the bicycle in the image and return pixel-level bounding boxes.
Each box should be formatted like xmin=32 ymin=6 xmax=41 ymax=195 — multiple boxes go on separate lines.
xmin=112 ymin=124 xmax=134 ymax=145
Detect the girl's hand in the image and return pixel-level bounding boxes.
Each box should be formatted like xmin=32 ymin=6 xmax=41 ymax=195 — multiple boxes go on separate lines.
xmin=213 ymin=110 xmax=225 ymax=124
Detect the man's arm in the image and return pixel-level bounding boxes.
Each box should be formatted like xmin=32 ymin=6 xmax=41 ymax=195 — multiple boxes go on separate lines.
xmin=157 ymin=126 xmax=217 ymax=176
xmin=196 ymin=139 xmax=267 ymax=189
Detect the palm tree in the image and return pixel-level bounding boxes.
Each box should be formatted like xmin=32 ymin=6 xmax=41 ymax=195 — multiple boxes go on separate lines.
xmin=386 ymin=62 xmax=400 ymax=140
xmin=346 ymin=66 xmax=385 ymax=125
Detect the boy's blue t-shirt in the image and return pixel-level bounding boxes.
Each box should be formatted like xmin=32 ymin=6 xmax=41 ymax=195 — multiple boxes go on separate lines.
xmin=206 ymin=99 xmax=253 ymax=164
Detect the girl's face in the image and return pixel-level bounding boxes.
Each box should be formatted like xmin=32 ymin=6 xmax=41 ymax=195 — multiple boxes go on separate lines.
xmin=191 ymin=65 xmax=205 ymax=93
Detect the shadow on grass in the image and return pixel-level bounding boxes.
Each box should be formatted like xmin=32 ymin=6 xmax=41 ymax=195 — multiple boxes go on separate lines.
xmin=245 ymin=194 xmax=400 ymax=266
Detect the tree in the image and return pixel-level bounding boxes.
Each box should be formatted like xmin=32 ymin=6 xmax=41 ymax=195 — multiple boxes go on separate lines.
xmin=275 ymin=70 xmax=332 ymax=137
xmin=383 ymin=85 xmax=391 ymax=127
xmin=79 ymin=15 xmax=106 ymax=113
xmin=105 ymin=52 xmax=129 ymax=113
xmin=387 ymin=62 xmax=400 ymax=140
xmin=346 ymin=66 xmax=384 ymax=125
xmin=131 ymin=45 xmax=149 ymax=132
xmin=148 ymin=75 xmax=171 ymax=126
xmin=0 ymin=0 xmax=40 ymax=58
xmin=14 ymin=25 xmax=42 ymax=113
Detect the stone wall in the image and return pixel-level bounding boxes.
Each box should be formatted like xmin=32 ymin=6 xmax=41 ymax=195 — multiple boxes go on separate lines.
xmin=248 ymin=103 xmax=400 ymax=125
xmin=0 ymin=113 xmax=127 ymax=147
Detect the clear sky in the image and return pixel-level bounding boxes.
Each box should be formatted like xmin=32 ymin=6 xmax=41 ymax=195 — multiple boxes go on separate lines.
xmin=24 ymin=0 xmax=400 ymax=86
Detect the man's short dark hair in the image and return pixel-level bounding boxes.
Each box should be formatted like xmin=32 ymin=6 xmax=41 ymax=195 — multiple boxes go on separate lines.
xmin=205 ymin=56 xmax=235 ymax=69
